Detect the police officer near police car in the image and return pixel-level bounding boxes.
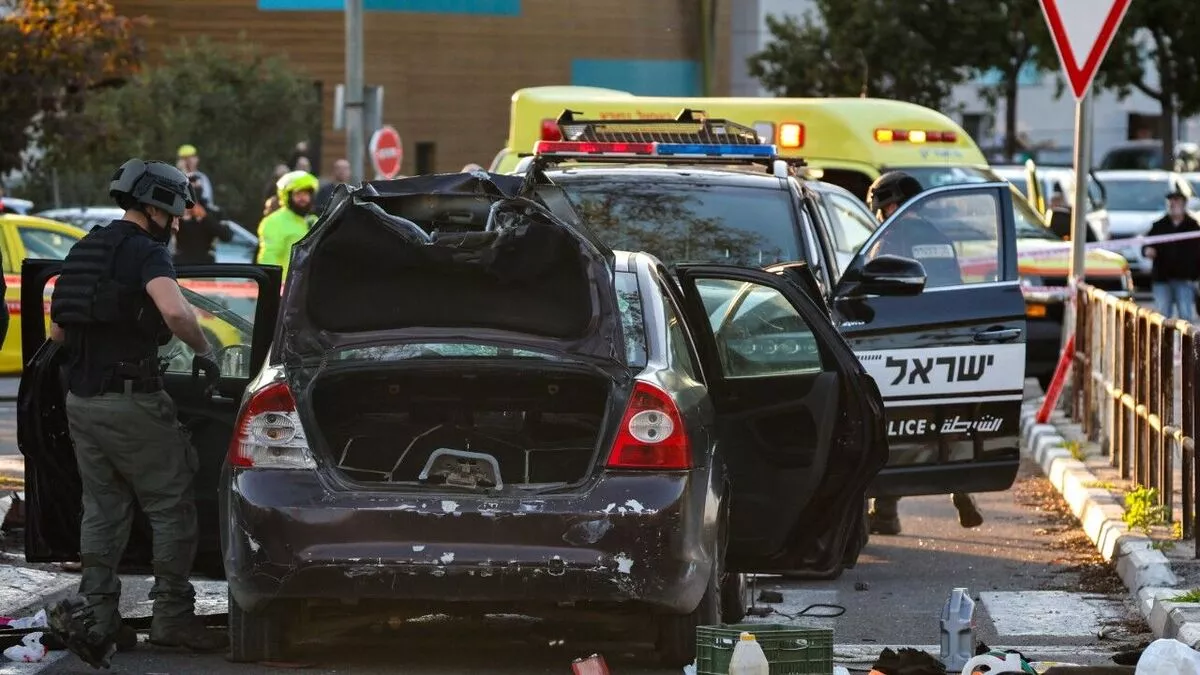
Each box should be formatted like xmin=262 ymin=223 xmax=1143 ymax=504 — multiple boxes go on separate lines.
xmin=45 ymin=158 xmax=227 ymax=667
xmin=864 ymin=171 xmax=985 ymax=536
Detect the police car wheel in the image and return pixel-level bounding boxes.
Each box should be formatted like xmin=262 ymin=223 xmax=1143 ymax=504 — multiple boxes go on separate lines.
xmin=227 ymin=588 xmax=289 ymax=663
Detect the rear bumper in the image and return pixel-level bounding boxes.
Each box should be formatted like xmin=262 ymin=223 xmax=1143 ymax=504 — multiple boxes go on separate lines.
xmin=221 ymin=469 xmax=714 ymax=615
xmin=868 ymin=458 xmax=1020 ymax=498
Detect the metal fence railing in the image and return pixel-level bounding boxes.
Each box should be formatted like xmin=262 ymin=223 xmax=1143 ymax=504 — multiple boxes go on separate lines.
xmin=1069 ymin=282 xmax=1199 ymax=557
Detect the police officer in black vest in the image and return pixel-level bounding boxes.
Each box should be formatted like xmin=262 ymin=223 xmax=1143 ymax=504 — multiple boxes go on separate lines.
xmin=45 ymin=159 xmax=226 ymax=667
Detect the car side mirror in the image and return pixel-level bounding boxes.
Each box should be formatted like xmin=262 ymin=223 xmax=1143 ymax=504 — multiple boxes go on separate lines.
xmin=840 ymin=254 xmax=927 ymax=297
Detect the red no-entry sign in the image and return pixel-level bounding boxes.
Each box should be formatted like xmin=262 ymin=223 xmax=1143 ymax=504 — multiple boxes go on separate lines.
xmin=1038 ymin=0 xmax=1132 ymax=100
xmin=369 ymin=125 xmax=403 ymax=179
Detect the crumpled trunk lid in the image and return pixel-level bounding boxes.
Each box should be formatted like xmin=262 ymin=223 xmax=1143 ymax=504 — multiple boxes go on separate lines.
xmin=276 ymin=172 xmax=628 ymax=370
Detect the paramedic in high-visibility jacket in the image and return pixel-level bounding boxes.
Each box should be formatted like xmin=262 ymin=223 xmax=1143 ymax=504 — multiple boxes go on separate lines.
xmin=256 ymin=170 xmax=319 ymax=278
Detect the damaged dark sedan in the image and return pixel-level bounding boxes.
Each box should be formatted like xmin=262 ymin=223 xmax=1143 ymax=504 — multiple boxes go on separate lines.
xmin=18 ymin=172 xmax=889 ymax=666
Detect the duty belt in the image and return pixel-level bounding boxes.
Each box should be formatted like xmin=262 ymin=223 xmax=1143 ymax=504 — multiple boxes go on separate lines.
xmin=101 ymin=376 xmax=163 ymax=395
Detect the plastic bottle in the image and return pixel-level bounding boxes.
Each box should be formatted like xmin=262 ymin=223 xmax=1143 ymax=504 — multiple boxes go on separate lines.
xmin=938 ymin=587 xmax=976 ymax=672
xmin=728 ymin=631 xmax=769 ymax=675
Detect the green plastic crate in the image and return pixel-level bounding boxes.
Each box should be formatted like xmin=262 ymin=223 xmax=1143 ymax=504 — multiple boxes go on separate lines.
xmin=694 ymin=623 xmax=834 ymax=675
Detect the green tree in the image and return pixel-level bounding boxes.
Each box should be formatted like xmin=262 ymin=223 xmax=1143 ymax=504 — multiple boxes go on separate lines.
xmin=967 ymin=0 xmax=1059 ymax=161
xmin=0 ymin=0 xmax=144 ymax=176
xmin=30 ymin=36 xmax=320 ymax=228
xmin=1093 ymin=1 xmax=1200 ymax=167
xmin=747 ymin=0 xmax=987 ymax=110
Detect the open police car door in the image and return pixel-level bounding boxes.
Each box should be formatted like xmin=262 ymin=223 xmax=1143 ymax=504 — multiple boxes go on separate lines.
xmin=18 ymin=259 xmax=280 ymax=572
xmin=832 ymin=182 xmax=1026 ymax=497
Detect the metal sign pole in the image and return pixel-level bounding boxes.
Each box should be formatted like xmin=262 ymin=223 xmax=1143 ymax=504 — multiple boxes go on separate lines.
xmin=1064 ymin=88 xmax=1092 ymax=347
xmin=344 ymin=0 xmax=366 ymax=184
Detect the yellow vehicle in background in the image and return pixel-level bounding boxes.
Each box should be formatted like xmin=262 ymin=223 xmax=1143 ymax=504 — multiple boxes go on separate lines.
xmin=1 ymin=214 xmax=250 ymax=375
xmin=497 ymin=86 xmax=1133 ymax=384
xmin=0 ymin=215 xmax=87 ymax=373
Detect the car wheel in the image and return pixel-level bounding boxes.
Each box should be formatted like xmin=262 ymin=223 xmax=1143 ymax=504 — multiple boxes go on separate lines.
xmin=656 ymin=563 xmax=720 ymax=668
xmin=1037 ymin=372 xmax=1053 ymax=393
xmin=720 ymin=572 xmax=747 ymax=623
xmin=227 ymin=589 xmax=289 ymax=663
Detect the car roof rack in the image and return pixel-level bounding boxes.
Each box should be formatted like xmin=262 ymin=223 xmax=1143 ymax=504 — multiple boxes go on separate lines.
xmin=555 ymin=108 xmax=762 ymax=145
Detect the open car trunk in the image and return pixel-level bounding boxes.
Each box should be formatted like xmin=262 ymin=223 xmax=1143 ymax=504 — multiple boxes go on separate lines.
xmin=308 ymin=363 xmax=616 ymax=491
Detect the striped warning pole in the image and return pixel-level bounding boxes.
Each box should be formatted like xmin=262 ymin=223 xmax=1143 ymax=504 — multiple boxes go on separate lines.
xmin=1036 ymin=333 xmax=1076 ymax=424
xmin=571 ymin=654 xmax=610 ymax=675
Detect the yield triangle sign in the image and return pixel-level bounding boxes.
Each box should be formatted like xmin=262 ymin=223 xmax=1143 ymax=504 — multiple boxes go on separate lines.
xmin=1038 ymin=0 xmax=1133 ymax=100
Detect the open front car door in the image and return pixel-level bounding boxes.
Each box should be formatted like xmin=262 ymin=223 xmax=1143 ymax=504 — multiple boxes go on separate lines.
xmin=18 ymin=259 xmax=281 ymax=570
xmin=832 ymin=182 xmax=1026 ymax=498
xmin=674 ymin=264 xmax=888 ymax=577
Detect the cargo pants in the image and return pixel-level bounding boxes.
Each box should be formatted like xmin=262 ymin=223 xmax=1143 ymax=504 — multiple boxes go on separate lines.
xmin=64 ymin=390 xmax=199 ymax=638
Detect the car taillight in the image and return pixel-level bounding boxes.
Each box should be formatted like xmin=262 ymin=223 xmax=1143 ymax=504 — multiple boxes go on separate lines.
xmin=540 ymin=118 xmax=562 ymax=142
xmin=228 ymin=381 xmax=316 ymax=470
xmin=606 ymin=381 xmax=691 ymax=470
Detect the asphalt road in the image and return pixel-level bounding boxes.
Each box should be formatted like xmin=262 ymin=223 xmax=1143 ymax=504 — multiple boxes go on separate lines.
xmin=12 ymin=470 xmax=1153 ymax=673
xmin=0 ymin=381 xmax=1154 ymax=674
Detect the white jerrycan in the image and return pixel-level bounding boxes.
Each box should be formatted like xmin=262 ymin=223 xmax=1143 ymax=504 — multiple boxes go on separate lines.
xmin=727 ymin=631 xmax=769 ymax=675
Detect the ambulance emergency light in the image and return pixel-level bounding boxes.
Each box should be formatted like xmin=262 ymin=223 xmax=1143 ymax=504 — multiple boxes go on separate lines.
xmin=533 ymin=140 xmax=778 ymax=160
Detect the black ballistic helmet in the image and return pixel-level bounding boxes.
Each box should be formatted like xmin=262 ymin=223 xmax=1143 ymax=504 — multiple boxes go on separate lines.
xmin=109 ymin=159 xmax=195 ymax=217
xmin=867 ymin=171 xmax=925 ymax=215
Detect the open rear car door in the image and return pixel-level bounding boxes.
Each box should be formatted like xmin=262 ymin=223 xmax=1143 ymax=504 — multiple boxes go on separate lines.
xmin=673 ymin=263 xmax=888 ymax=577
xmin=18 ymin=259 xmax=280 ymax=571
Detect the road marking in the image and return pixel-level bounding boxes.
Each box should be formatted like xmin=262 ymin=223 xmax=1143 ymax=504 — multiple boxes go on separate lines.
xmin=981 ymin=591 xmax=1121 ymax=637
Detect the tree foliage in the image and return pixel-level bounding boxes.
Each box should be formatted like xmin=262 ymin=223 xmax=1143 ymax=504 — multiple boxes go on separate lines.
xmin=0 ymin=0 xmax=144 ymax=176
xmin=1094 ymin=1 xmax=1200 ymax=163
xmin=967 ymin=0 xmax=1059 ymax=160
xmin=747 ymin=0 xmax=1000 ymax=110
xmin=30 ymin=36 xmax=321 ymax=228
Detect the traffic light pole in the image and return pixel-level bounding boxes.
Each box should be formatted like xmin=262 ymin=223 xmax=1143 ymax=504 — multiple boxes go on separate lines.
xmin=344 ymin=0 xmax=366 ymax=183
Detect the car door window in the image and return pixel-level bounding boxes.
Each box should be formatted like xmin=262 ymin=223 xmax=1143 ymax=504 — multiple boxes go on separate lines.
xmin=826 ymin=193 xmax=876 ymax=257
xmin=18 ymin=227 xmax=78 ymax=260
xmin=659 ymin=283 xmax=701 ymax=381
xmin=159 ymin=278 xmax=259 ymax=378
xmin=698 ymin=278 xmax=823 ymax=378
xmin=860 ymin=190 xmax=1002 ymax=289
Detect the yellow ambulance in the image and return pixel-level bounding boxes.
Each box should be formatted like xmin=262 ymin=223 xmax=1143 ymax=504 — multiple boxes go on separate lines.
xmin=494 ymin=86 xmax=1133 ymax=383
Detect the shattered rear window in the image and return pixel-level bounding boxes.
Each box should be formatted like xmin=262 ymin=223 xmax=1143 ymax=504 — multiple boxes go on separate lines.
xmin=335 ymin=344 xmax=560 ymax=361
xmin=333 ymin=271 xmax=648 ymax=368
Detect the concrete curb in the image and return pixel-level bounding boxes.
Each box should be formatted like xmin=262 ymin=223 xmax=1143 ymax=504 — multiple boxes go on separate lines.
xmin=1019 ymin=401 xmax=1200 ymax=647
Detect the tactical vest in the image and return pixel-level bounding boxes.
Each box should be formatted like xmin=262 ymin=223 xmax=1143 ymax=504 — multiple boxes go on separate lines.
xmin=51 ymin=222 xmax=142 ymax=327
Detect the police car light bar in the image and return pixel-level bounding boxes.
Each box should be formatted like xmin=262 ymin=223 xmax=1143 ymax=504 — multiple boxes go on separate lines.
xmin=655 ymin=143 xmax=775 ymax=158
xmin=533 ymin=140 xmax=656 ymax=156
xmin=533 ymin=140 xmax=778 ymax=160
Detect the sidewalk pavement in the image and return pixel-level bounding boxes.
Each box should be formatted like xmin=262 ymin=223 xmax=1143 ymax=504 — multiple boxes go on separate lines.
xmin=1020 ymin=399 xmax=1200 ymax=647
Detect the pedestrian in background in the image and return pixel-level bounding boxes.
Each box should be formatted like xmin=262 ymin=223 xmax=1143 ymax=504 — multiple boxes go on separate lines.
xmin=173 ymin=173 xmax=232 ymax=266
xmin=257 ymin=170 xmax=319 ymax=279
xmin=314 ymin=158 xmax=351 ymax=213
xmin=176 ymin=145 xmax=215 ymax=207
xmin=1143 ymin=188 xmax=1200 ymax=322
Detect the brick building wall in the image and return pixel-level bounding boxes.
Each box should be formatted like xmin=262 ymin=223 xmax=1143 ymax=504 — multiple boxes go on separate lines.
xmin=113 ymin=0 xmax=732 ymax=177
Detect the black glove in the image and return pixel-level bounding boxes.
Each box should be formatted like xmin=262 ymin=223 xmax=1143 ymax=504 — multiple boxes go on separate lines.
xmin=192 ymin=349 xmax=220 ymax=390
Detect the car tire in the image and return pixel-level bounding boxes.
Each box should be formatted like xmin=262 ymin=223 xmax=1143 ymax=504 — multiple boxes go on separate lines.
xmin=720 ymin=572 xmax=747 ymax=623
xmin=1037 ymin=372 xmax=1053 ymax=393
xmin=656 ymin=563 xmax=720 ymax=668
xmin=227 ymin=589 xmax=289 ymax=663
